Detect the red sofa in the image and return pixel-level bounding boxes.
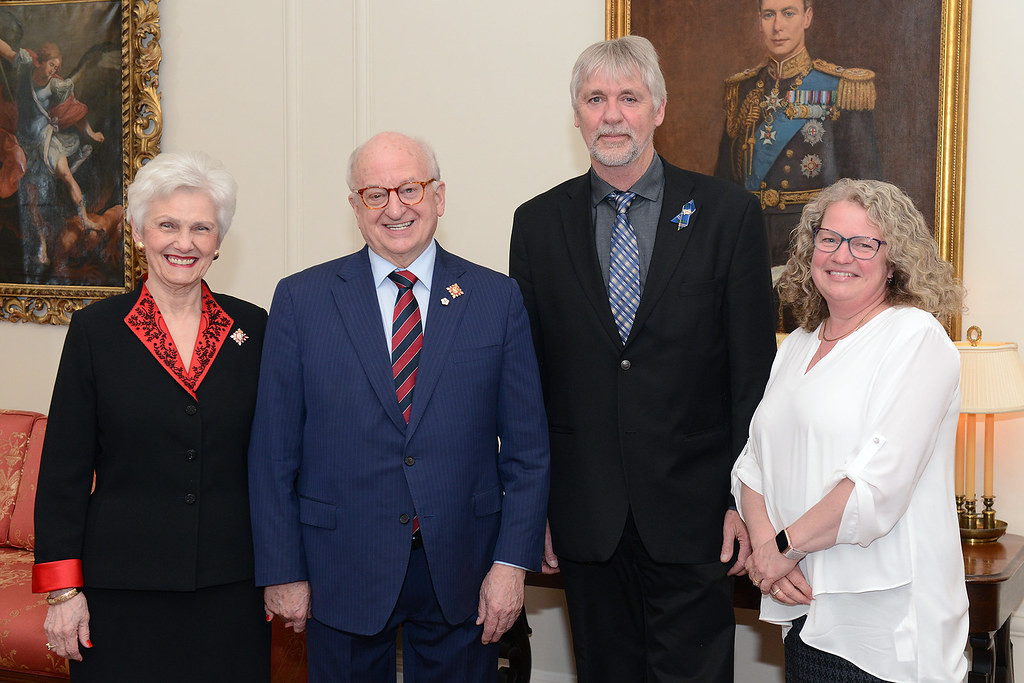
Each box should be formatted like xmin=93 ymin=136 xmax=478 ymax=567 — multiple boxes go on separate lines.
xmin=0 ymin=410 xmax=307 ymax=682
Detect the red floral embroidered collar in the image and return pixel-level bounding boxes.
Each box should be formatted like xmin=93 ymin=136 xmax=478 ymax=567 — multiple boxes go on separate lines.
xmin=124 ymin=281 xmax=234 ymax=399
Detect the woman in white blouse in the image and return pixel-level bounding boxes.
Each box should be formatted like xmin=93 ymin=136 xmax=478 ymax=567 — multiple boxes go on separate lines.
xmin=732 ymin=179 xmax=968 ymax=682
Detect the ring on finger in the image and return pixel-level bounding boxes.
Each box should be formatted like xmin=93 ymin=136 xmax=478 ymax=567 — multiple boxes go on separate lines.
xmin=771 ymin=587 xmax=780 ymax=596
xmin=751 ymin=577 xmax=761 ymax=586
xmin=45 ymin=642 xmax=55 ymax=651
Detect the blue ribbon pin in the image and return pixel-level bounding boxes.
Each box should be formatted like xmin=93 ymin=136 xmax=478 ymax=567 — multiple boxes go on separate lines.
xmin=672 ymin=200 xmax=696 ymax=230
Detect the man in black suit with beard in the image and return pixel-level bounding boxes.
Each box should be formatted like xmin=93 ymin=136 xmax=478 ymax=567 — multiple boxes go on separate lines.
xmin=509 ymin=36 xmax=777 ymax=682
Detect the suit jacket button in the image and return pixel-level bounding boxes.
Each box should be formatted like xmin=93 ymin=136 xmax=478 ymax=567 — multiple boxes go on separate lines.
xmin=184 ymin=404 xmax=197 ymax=415
xmin=620 ymin=359 xmax=631 ymax=370
xmin=404 ymin=456 xmax=415 ymax=466
xmin=399 ymin=513 xmax=411 ymax=525
xmin=184 ymin=493 xmax=197 ymax=505
xmin=185 ymin=449 xmax=197 ymax=461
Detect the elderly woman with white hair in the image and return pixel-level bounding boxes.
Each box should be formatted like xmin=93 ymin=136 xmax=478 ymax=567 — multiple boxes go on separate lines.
xmin=32 ymin=152 xmax=270 ymax=682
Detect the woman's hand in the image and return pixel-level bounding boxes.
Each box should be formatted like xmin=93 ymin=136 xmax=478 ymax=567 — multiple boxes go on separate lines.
xmin=746 ymin=535 xmax=796 ymax=586
xmin=766 ymin=566 xmax=813 ymax=606
xmin=43 ymin=592 xmax=91 ymax=661
xmin=745 ymin=539 xmax=813 ymax=605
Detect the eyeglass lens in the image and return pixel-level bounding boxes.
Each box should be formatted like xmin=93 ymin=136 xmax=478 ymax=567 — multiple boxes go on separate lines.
xmin=361 ymin=183 xmax=427 ymax=209
xmin=814 ymin=228 xmax=882 ymax=259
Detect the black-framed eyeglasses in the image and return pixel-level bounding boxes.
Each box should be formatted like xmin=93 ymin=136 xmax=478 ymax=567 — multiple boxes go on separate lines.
xmin=353 ymin=179 xmax=438 ymax=210
xmin=812 ymin=227 xmax=887 ymax=260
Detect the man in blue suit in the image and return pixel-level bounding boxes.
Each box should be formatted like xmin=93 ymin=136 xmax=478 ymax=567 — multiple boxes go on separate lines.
xmin=249 ymin=131 xmax=549 ymax=682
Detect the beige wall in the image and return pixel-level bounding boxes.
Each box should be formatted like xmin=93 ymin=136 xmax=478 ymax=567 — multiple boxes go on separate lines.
xmin=1 ymin=0 xmax=1021 ymax=679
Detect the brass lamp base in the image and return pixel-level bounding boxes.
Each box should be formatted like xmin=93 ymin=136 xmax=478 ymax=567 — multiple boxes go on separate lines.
xmin=960 ymin=516 xmax=1008 ymax=544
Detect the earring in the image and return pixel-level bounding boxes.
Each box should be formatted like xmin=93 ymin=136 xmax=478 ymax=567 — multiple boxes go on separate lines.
xmin=886 ymin=276 xmax=894 ymax=285
xmin=135 ymin=241 xmax=145 ymax=254
xmin=213 ymin=250 xmax=220 ymax=261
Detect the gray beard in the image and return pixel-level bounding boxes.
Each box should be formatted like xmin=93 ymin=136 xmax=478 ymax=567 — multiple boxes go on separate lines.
xmin=588 ymin=132 xmax=654 ymax=168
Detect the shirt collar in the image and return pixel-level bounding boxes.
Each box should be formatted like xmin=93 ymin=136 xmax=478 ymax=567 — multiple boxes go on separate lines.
xmin=368 ymin=240 xmax=436 ymax=292
xmin=589 ymin=154 xmax=665 ymax=207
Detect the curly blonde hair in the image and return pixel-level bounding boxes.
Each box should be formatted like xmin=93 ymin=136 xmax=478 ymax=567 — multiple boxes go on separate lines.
xmin=778 ymin=178 xmax=963 ymax=331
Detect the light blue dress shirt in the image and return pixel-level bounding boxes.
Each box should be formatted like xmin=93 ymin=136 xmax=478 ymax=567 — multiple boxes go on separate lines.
xmin=368 ymin=241 xmax=436 ymax=352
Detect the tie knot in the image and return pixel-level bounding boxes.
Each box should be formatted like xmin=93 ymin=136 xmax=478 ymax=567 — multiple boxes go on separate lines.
xmin=388 ymin=270 xmax=417 ymax=290
xmin=606 ymin=191 xmax=636 ymax=215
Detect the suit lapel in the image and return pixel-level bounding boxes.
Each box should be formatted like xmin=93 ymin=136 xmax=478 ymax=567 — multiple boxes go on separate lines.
xmin=332 ymin=248 xmax=408 ymax=431
xmin=558 ymin=174 xmax=622 ymax=348
xmin=630 ymin=161 xmax=697 ymax=342
xmin=405 ymin=245 xmax=467 ymax=440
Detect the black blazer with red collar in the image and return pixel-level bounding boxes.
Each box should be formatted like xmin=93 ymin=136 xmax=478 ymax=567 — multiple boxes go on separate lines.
xmin=509 ymin=158 xmax=777 ymax=564
xmin=33 ymin=285 xmax=267 ymax=591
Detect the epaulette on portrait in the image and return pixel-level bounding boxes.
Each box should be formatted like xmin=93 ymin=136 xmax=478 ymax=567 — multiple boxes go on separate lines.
xmin=725 ymin=64 xmax=764 ymax=85
xmin=723 ymin=65 xmax=764 ymax=133
xmin=813 ymin=58 xmax=876 ymax=111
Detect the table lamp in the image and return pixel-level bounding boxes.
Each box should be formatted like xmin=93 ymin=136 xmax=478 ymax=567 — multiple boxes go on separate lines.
xmin=955 ymin=326 xmax=1024 ymax=543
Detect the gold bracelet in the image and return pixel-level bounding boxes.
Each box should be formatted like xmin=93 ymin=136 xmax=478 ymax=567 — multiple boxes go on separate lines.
xmin=46 ymin=588 xmax=80 ymax=605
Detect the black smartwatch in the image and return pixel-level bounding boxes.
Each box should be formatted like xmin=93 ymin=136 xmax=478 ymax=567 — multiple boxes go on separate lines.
xmin=775 ymin=527 xmax=808 ymax=560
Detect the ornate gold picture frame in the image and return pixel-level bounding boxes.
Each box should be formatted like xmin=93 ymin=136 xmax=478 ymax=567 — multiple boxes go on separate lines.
xmin=0 ymin=0 xmax=160 ymax=325
xmin=606 ymin=0 xmax=971 ymax=337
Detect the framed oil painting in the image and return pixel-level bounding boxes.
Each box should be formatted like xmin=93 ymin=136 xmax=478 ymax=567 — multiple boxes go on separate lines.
xmin=606 ymin=0 xmax=971 ymax=337
xmin=0 ymin=0 xmax=160 ymax=325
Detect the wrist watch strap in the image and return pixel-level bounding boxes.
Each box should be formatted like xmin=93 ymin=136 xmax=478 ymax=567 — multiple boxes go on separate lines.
xmin=775 ymin=528 xmax=808 ymax=560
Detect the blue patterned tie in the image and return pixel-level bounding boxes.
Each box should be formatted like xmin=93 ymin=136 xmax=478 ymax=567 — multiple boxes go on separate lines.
xmin=607 ymin=191 xmax=640 ymax=344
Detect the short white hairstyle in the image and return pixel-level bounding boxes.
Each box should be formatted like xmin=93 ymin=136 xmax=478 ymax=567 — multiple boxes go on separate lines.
xmin=126 ymin=151 xmax=238 ymax=240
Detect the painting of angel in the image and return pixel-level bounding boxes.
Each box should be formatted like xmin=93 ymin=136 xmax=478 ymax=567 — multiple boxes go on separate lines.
xmin=0 ymin=1 xmax=122 ymax=287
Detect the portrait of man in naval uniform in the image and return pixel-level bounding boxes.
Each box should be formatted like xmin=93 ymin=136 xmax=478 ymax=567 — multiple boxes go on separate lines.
xmin=714 ymin=0 xmax=882 ymax=273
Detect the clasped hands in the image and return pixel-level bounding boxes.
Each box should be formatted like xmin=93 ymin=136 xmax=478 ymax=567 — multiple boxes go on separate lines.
xmin=745 ymin=538 xmax=812 ymax=606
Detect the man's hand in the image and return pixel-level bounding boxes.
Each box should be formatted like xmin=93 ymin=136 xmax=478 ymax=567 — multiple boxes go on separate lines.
xmin=721 ymin=508 xmax=751 ymax=576
xmin=476 ymin=564 xmax=526 ymax=644
xmin=264 ymin=581 xmax=312 ymax=633
xmin=541 ymin=520 xmax=559 ymax=574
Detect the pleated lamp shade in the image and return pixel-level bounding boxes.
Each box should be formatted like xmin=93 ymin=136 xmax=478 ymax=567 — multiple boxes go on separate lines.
xmin=955 ymin=341 xmax=1024 ymax=414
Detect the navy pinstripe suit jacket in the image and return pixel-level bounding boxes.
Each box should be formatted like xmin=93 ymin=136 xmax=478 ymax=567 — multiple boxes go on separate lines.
xmin=248 ymin=244 xmax=549 ymax=635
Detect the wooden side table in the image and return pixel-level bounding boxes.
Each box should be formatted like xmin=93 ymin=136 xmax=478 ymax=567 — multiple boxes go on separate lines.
xmin=964 ymin=533 xmax=1024 ymax=683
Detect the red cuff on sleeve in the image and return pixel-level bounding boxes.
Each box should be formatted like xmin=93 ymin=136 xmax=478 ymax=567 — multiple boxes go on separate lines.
xmin=32 ymin=559 xmax=84 ymax=593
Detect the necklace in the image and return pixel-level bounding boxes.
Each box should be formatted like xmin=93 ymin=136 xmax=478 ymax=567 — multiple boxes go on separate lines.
xmin=820 ymin=300 xmax=888 ymax=343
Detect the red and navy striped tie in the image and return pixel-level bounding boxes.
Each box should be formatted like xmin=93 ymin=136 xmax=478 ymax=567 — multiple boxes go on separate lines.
xmin=388 ymin=270 xmax=422 ymax=424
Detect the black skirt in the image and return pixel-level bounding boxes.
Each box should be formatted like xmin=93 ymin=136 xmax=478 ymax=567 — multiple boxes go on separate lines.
xmin=785 ymin=615 xmax=893 ymax=683
xmin=69 ymin=580 xmax=270 ymax=683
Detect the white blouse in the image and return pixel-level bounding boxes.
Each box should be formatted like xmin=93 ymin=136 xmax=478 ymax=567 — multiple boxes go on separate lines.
xmin=732 ymin=306 xmax=968 ymax=682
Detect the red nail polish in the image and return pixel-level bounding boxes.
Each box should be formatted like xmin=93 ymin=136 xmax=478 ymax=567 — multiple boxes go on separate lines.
xmin=85 ymin=640 xmax=93 ymax=648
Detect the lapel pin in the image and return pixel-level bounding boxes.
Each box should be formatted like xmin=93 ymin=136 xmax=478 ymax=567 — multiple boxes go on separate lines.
xmin=230 ymin=328 xmax=249 ymax=346
xmin=672 ymin=200 xmax=696 ymax=230
xmin=446 ymin=283 xmax=464 ymax=299
xmin=441 ymin=297 xmax=450 ymax=306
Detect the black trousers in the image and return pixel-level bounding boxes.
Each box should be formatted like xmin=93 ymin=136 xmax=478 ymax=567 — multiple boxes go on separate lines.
xmin=559 ymin=512 xmax=735 ymax=683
